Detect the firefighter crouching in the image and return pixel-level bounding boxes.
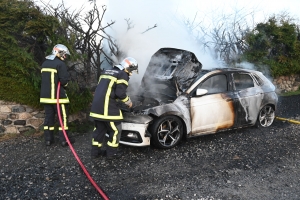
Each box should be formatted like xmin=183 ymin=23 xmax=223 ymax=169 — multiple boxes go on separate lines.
xmin=90 ymin=57 xmax=138 ymax=160
xmin=40 ymin=44 xmax=75 ymax=147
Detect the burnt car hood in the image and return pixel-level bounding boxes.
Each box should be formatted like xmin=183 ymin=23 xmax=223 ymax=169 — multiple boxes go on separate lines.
xmin=131 ymin=48 xmax=202 ymax=111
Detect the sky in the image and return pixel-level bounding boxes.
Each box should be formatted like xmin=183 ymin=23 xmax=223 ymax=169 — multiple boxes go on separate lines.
xmin=37 ymin=0 xmax=300 ymax=82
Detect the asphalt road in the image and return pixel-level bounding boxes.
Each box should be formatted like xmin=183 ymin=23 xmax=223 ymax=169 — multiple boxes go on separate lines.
xmin=0 ymin=95 xmax=299 ymax=200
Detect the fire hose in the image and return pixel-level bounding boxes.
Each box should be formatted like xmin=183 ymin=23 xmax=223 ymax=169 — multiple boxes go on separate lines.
xmin=276 ymin=116 xmax=300 ymax=124
xmin=56 ymin=82 xmax=109 ymax=200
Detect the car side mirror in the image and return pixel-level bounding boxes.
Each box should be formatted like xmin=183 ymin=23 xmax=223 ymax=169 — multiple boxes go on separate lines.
xmin=196 ymin=88 xmax=208 ymax=96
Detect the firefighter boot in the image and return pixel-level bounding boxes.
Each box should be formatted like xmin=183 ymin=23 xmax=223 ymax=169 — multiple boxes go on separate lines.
xmin=59 ymin=130 xmax=75 ymax=147
xmin=106 ymin=147 xmax=123 ymax=160
xmin=91 ymin=146 xmax=106 ymax=159
xmin=44 ymin=130 xmax=54 ymax=146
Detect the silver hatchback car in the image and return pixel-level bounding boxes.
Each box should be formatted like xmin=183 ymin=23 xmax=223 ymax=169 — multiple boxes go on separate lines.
xmin=120 ymin=48 xmax=278 ymax=149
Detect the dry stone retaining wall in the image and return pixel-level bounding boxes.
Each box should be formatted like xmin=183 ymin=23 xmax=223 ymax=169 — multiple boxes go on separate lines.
xmin=0 ymin=101 xmax=86 ymax=135
xmin=273 ymin=74 xmax=300 ymax=93
xmin=0 ymin=101 xmax=44 ymax=134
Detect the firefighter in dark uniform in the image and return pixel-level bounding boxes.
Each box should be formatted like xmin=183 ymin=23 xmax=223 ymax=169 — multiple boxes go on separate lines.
xmin=40 ymin=44 xmax=75 ymax=147
xmin=90 ymin=57 xmax=138 ymax=159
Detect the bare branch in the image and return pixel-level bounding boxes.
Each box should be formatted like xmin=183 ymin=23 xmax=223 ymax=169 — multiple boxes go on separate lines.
xmin=124 ymin=18 xmax=134 ymax=31
xmin=40 ymin=0 xmax=116 ymax=88
xmin=141 ymin=24 xmax=157 ymax=34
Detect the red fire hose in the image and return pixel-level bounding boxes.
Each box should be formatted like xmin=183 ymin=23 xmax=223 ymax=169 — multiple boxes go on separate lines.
xmin=56 ymin=82 xmax=109 ymax=200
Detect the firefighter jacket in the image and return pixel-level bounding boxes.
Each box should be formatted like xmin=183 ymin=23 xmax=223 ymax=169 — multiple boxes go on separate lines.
xmin=90 ymin=67 xmax=130 ymax=121
xmin=40 ymin=57 xmax=70 ymax=104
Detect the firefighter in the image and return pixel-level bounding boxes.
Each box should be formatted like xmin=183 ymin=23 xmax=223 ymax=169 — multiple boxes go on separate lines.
xmin=90 ymin=57 xmax=138 ymax=160
xmin=40 ymin=44 xmax=75 ymax=147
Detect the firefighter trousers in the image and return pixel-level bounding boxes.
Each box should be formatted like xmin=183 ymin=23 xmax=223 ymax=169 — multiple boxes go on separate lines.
xmin=91 ymin=120 xmax=122 ymax=157
xmin=43 ymin=104 xmax=70 ymax=142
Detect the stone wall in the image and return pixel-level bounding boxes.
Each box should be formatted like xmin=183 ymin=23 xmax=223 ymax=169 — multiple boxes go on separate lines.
xmin=0 ymin=101 xmax=44 ymax=134
xmin=0 ymin=101 xmax=86 ymax=135
xmin=273 ymin=74 xmax=300 ymax=93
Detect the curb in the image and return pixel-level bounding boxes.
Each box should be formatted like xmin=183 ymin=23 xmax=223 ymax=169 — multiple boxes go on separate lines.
xmin=275 ymin=117 xmax=300 ymax=124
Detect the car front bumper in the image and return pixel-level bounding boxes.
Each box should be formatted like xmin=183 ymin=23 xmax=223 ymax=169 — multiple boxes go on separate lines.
xmin=120 ymin=122 xmax=151 ymax=147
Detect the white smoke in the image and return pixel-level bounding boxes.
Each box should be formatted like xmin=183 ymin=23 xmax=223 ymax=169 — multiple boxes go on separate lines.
xmin=103 ymin=0 xmax=220 ymax=85
xmin=42 ymin=0 xmax=299 ymax=87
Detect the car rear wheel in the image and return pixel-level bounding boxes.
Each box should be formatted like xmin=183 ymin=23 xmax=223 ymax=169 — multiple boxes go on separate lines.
xmin=257 ymin=105 xmax=275 ymax=127
xmin=149 ymin=116 xmax=183 ymax=149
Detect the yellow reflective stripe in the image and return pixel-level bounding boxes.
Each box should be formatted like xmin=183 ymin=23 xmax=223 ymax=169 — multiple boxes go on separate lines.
xmin=104 ymin=79 xmax=115 ymax=116
xmin=51 ymin=71 xmax=55 ymax=98
xmin=89 ymin=111 xmax=123 ymax=120
xmin=58 ymin=104 xmax=68 ymax=130
xmin=40 ymin=98 xmax=69 ymax=104
xmin=120 ymin=96 xmax=129 ymax=103
xmin=41 ymin=68 xmax=57 ymax=73
xmin=44 ymin=126 xmax=55 ymax=130
xmin=92 ymin=138 xmax=102 ymax=147
xmin=41 ymin=68 xmax=57 ymax=99
xmin=116 ymin=79 xmax=128 ymax=86
xmin=100 ymin=75 xmax=117 ymax=82
xmin=107 ymin=122 xmax=119 ymax=147
xmin=59 ymin=127 xmax=68 ymax=130
xmin=62 ymin=104 xmax=67 ymax=129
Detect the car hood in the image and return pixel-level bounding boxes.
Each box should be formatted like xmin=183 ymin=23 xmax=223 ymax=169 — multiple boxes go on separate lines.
xmin=131 ymin=48 xmax=202 ymax=111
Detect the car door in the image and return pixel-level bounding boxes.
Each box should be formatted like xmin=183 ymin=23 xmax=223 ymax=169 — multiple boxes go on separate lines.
xmin=232 ymin=72 xmax=264 ymax=126
xmin=190 ymin=73 xmax=235 ymax=136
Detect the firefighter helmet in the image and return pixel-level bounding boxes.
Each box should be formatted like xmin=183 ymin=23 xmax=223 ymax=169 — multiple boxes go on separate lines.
xmin=117 ymin=57 xmax=138 ymax=75
xmin=46 ymin=44 xmax=70 ymax=60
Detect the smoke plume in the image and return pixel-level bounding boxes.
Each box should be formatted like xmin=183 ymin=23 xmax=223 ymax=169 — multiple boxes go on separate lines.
xmin=103 ymin=0 xmax=220 ymax=85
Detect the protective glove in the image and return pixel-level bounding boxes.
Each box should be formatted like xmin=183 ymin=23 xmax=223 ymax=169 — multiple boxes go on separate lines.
xmin=124 ymin=97 xmax=133 ymax=108
xmin=127 ymin=102 xmax=133 ymax=108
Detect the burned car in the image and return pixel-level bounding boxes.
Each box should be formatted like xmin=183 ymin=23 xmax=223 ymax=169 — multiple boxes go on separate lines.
xmin=120 ymin=48 xmax=278 ymax=149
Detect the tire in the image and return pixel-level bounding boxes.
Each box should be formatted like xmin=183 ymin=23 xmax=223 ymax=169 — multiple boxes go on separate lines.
xmin=256 ymin=105 xmax=275 ymax=127
xmin=149 ymin=116 xmax=183 ymax=149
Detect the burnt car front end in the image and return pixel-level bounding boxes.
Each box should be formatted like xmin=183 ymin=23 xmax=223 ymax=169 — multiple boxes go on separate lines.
xmin=119 ymin=48 xmax=202 ymax=147
xmin=120 ymin=112 xmax=153 ymax=146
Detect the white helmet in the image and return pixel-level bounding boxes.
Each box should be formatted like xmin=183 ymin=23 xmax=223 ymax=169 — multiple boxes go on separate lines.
xmin=46 ymin=44 xmax=70 ymax=60
xmin=116 ymin=57 xmax=138 ymax=75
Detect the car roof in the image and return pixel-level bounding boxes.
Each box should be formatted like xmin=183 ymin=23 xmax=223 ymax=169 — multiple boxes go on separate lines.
xmin=201 ymin=67 xmax=261 ymax=75
xmin=203 ymin=67 xmax=259 ymax=74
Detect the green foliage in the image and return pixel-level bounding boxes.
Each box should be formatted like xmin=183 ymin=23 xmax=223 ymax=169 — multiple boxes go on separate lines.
xmin=0 ymin=0 xmax=91 ymax=114
xmin=243 ymin=15 xmax=300 ymax=77
xmin=68 ymin=120 xmax=94 ymax=134
xmin=0 ymin=0 xmax=58 ymax=107
xmin=279 ymin=88 xmax=300 ymax=96
xmin=66 ymin=82 xmax=93 ymax=114
xmin=0 ymin=76 xmax=40 ymax=107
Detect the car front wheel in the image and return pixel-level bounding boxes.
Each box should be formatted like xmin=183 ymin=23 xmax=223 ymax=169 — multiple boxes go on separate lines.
xmin=149 ymin=116 xmax=183 ymax=149
xmin=257 ymin=105 xmax=275 ymax=127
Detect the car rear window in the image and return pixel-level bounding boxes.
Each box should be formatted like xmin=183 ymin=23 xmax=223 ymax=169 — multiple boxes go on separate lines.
xmin=233 ymin=73 xmax=254 ymax=90
xmin=252 ymin=74 xmax=264 ymax=86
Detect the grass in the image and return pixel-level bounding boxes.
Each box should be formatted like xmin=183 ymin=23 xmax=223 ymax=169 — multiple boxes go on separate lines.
xmin=0 ymin=131 xmax=44 ymax=142
xmin=279 ymin=90 xmax=300 ymax=96
xmin=0 ymin=133 xmax=20 ymax=142
xmin=0 ymin=120 xmax=93 ymax=143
